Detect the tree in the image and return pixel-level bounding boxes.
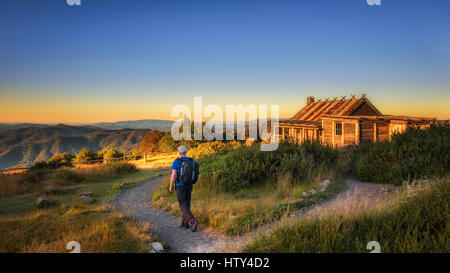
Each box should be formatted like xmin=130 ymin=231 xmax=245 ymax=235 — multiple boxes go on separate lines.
xmin=75 ymin=147 xmax=97 ymax=163
xmin=103 ymin=148 xmax=123 ymax=160
xmin=140 ymin=130 xmax=163 ymax=154
xmin=47 ymin=152 xmax=75 ymax=168
xmin=124 ymin=149 xmax=142 ymax=160
xmin=158 ymin=132 xmax=178 ymax=152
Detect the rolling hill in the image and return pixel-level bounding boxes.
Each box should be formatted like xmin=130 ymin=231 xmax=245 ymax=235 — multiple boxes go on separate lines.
xmin=0 ymin=124 xmax=151 ymax=169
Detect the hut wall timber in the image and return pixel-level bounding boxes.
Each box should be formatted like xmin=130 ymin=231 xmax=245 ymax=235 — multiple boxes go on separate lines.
xmin=277 ymin=95 xmax=436 ymax=148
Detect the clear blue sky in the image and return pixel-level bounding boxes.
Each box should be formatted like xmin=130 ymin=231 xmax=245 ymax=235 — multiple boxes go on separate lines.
xmin=0 ymin=0 xmax=449 ymax=123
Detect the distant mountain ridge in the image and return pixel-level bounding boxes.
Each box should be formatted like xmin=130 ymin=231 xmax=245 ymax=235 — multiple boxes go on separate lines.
xmin=90 ymin=119 xmax=174 ymax=131
xmin=0 ymin=119 xmax=175 ymax=132
xmin=0 ymin=124 xmax=153 ymax=169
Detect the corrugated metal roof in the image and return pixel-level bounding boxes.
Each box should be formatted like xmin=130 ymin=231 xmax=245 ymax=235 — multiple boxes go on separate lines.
xmin=291 ymin=95 xmax=382 ymax=121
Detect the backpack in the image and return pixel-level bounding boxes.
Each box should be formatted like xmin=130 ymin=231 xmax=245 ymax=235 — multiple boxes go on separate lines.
xmin=177 ymin=157 xmax=199 ymax=185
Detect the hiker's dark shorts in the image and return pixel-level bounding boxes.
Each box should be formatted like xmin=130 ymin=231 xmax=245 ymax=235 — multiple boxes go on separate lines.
xmin=176 ymin=184 xmax=197 ymax=225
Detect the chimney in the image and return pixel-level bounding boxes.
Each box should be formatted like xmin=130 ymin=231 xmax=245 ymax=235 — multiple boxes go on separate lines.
xmin=306 ymin=96 xmax=315 ymax=105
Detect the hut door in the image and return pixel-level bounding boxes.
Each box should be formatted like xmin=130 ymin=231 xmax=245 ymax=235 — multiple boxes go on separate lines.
xmin=360 ymin=123 xmax=374 ymax=142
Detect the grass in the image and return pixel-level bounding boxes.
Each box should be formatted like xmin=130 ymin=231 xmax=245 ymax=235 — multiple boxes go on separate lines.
xmin=153 ymin=171 xmax=346 ymax=235
xmin=0 ymin=167 xmax=167 ymax=217
xmin=0 ymin=207 xmax=151 ymax=253
xmin=0 ymin=162 xmax=141 ymax=197
xmin=130 ymin=152 xmax=177 ymax=168
xmin=243 ymin=178 xmax=449 ymax=253
xmin=0 ymin=166 xmax=168 ymax=253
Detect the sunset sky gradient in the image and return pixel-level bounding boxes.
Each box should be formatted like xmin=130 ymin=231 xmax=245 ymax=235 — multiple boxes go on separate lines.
xmin=1 ymin=0 xmax=449 ymax=123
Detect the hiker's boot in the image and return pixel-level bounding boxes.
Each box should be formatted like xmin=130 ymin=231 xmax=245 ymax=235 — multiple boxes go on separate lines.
xmin=191 ymin=220 xmax=199 ymax=232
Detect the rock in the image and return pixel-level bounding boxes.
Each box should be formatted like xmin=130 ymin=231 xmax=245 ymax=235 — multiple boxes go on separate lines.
xmin=310 ymin=189 xmax=318 ymax=195
xmin=79 ymin=192 xmax=93 ymax=197
xmin=101 ymin=204 xmax=113 ymax=211
xmin=80 ymin=196 xmax=94 ymax=204
xmin=37 ymin=197 xmax=52 ymax=208
xmin=44 ymin=186 xmax=55 ymax=193
xmin=321 ymin=179 xmax=331 ymax=189
xmin=151 ymin=242 xmax=164 ymax=252
xmin=302 ymin=192 xmax=309 ymax=198
xmin=78 ymin=181 xmax=87 ymax=184
xmin=288 ymin=198 xmax=304 ymax=204
xmin=120 ymin=181 xmax=127 ymax=187
xmin=149 ymin=250 xmax=156 ymax=253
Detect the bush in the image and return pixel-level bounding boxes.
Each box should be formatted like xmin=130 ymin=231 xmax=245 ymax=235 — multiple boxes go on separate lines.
xmin=158 ymin=132 xmax=178 ymax=152
xmin=196 ymin=141 xmax=339 ymax=192
xmin=187 ymin=141 xmax=243 ymax=159
xmin=102 ymin=148 xmax=123 ymax=160
xmin=47 ymin=153 xmax=75 ymax=168
xmin=124 ymin=150 xmax=141 ymax=160
xmin=352 ymin=124 xmax=450 ymax=185
xmin=75 ymin=147 xmax=97 ymax=163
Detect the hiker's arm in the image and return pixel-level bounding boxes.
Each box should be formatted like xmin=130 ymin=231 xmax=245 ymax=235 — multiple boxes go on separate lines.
xmin=169 ymin=170 xmax=177 ymax=192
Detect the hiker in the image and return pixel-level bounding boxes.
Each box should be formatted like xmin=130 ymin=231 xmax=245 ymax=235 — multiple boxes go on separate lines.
xmin=169 ymin=145 xmax=200 ymax=232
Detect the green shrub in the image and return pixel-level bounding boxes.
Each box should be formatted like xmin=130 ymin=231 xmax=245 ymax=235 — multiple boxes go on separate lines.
xmin=187 ymin=141 xmax=243 ymax=159
xmin=196 ymin=141 xmax=339 ymax=192
xmin=158 ymin=132 xmax=178 ymax=152
xmin=47 ymin=152 xmax=75 ymax=168
xmin=352 ymin=124 xmax=450 ymax=185
xmin=75 ymin=147 xmax=98 ymax=163
xmin=102 ymin=148 xmax=123 ymax=160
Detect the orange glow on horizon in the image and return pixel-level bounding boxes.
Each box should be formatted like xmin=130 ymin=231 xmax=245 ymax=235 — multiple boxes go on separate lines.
xmin=1 ymin=102 xmax=449 ymax=124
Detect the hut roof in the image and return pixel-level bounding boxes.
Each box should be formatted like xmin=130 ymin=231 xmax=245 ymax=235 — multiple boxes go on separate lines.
xmin=291 ymin=94 xmax=382 ymax=121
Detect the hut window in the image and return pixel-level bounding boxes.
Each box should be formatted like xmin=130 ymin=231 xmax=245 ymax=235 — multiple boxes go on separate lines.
xmin=335 ymin=123 xmax=342 ymax=136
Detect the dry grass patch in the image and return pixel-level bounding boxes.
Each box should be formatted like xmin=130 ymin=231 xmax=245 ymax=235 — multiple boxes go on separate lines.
xmin=0 ymin=207 xmax=152 ymax=253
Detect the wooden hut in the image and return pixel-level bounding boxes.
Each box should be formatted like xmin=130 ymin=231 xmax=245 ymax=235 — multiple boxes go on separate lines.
xmin=277 ymin=94 xmax=436 ymax=147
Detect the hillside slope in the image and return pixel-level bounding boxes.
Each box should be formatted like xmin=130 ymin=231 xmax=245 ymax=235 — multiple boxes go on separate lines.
xmin=0 ymin=124 xmax=150 ymax=169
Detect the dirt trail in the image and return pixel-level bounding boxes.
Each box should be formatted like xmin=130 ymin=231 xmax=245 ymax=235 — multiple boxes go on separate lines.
xmin=112 ymin=176 xmax=397 ymax=253
xmin=112 ymin=176 xmax=233 ymax=252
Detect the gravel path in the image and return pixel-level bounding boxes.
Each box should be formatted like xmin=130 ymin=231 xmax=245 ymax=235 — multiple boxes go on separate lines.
xmin=112 ymin=176 xmax=233 ymax=253
xmin=112 ymin=175 xmax=398 ymax=253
